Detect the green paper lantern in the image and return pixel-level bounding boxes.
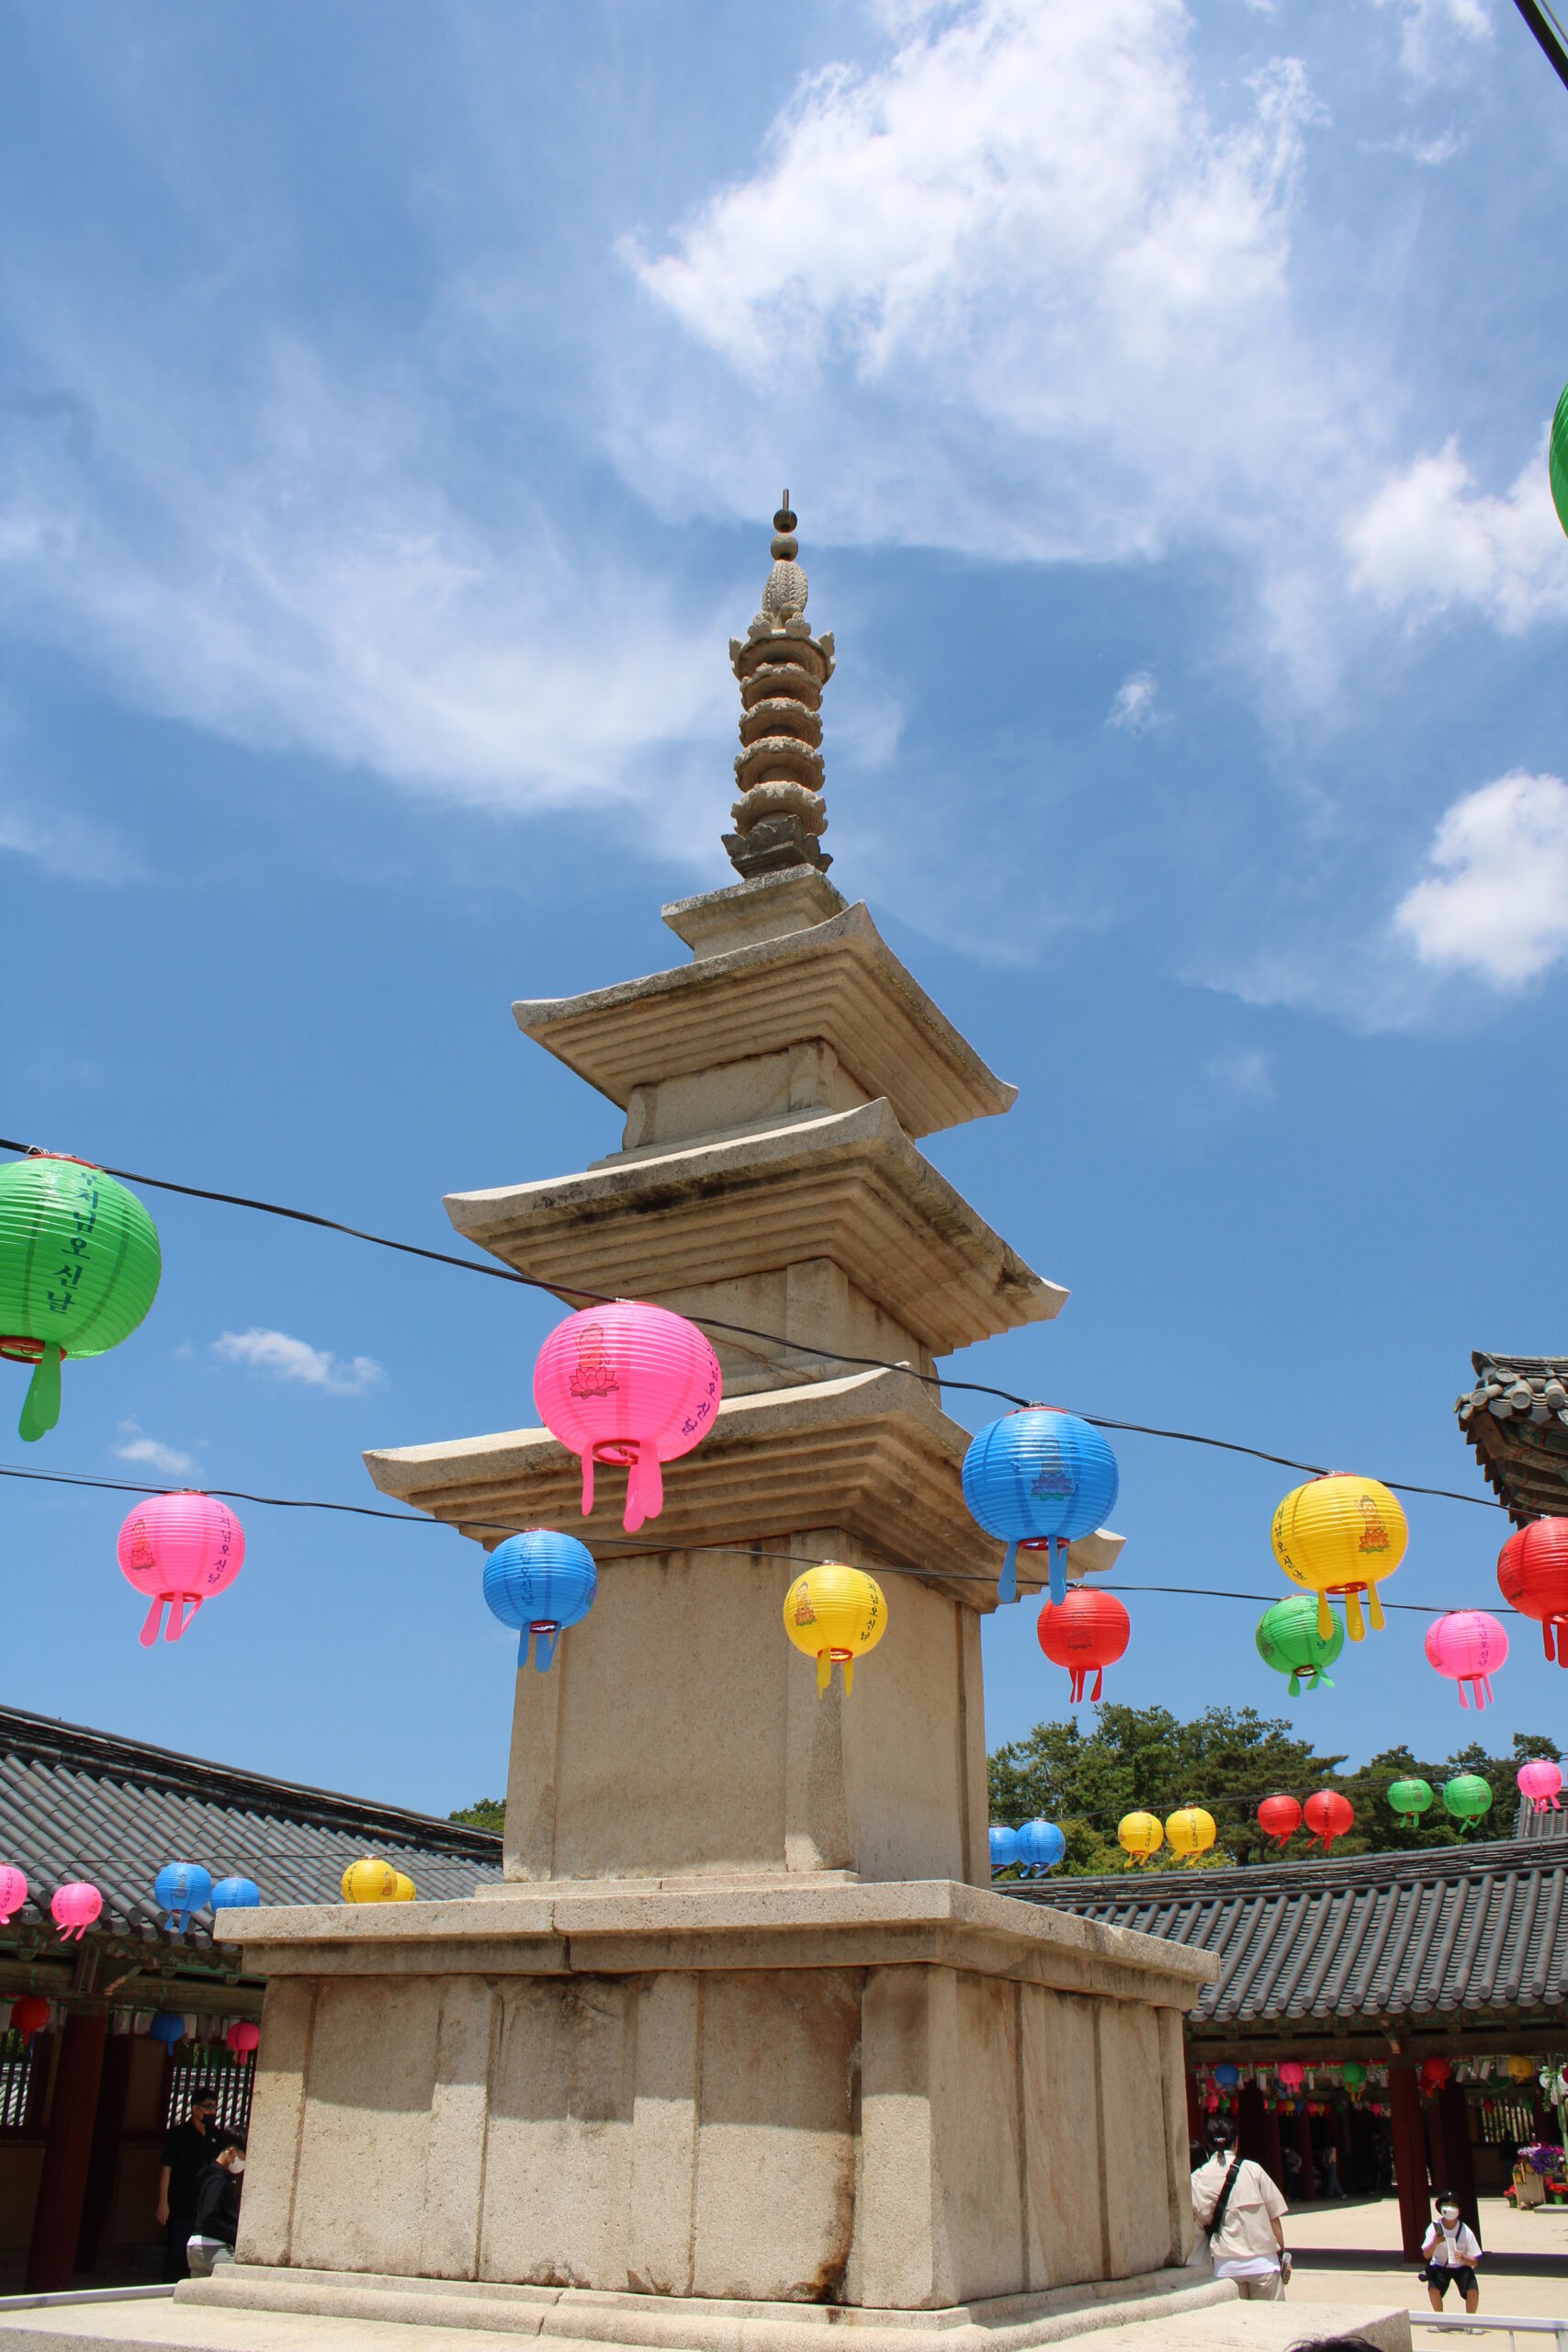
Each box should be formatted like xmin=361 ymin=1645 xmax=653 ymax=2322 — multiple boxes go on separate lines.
xmin=0 ymin=1154 xmax=161 ymax=1440
xmin=1388 ymin=1776 xmax=1434 ymax=1824
xmin=1255 ymin=1591 xmax=1345 ymax=1696
xmin=1442 ymin=1772 xmax=1493 ymax=1825
xmin=1551 ymin=379 xmax=1568 ymax=541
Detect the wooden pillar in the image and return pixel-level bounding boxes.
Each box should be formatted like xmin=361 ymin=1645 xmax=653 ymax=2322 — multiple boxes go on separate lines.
xmin=1238 ymin=2082 xmax=1269 ymax=2170
xmin=1435 ymin=2084 xmax=1480 ymax=2242
xmin=1388 ymin=2064 xmax=1429 ymax=2262
xmin=75 ymin=2035 xmax=133 ymax=2274
xmin=25 ymin=2010 xmax=107 ymax=2292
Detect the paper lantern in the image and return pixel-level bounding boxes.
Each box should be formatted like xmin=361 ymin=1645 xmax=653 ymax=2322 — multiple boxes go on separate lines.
xmin=1506 ymin=2052 xmax=1536 ymax=2082
xmin=11 ymin=1994 xmax=50 ymax=2040
xmin=1343 ymin=2061 xmax=1367 ymax=2098
xmin=1443 ymin=1772 xmax=1493 ymax=1824
xmin=1425 ymin=1610 xmax=1508 ymax=1709
xmin=0 ymin=1152 xmax=161 ymax=1441
xmin=211 ymin=1876 xmax=261 ymax=1910
xmin=1036 ymin=1587 xmax=1130 ymax=1703
xmin=988 ymin=1825 xmax=1021 ymax=1872
xmin=1271 ymin=1475 xmax=1406 ymax=1640
xmin=534 ymin=1301 xmax=721 ymax=1532
xmin=1552 ymin=378 xmax=1568 ymax=539
xmin=392 ymin=1871 xmax=416 ymax=1902
xmin=961 ymin=1409 xmax=1119 ymax=1605
xmin=1258 ymin=1794 xmax=1303 ymax=1851
xmin=153 ymin=1861 xmax=213 ymax=1933
xmin=1166 ymin=1806 xmax=1216 ymax=1865
xmin=783 ymin=1564 xmax=886 ymax=1696
xmin=0 ymin=1865 xmax=27 ymax=1924
xmin=1419 ymin=2057 xmax=1450 ymax=2097
xmin=483 ymin=1530 xmax=597 ymax=1671
xmin=1277 ymin=2061 xmax=1305 ymax=2091
xmin=1517 ymin=1758 xmax=1563 ymax=1814
xmin=1388 ymin=1777 xmax=1434 ymax=1824
xmin=1016 ymin=1819 xmax=1066 ymax=1874
xmin=1118 ymin=1810 xmax=1163 ymax=1866
xmin=117 ymin=1491 xmax=244 ymax=1647
xmin=51 ymin=1881 xmax=101 ymax=1941
xmin=1497 ymin=1519 xmax=1568 ymax=1665
xmin=1303 ymin=1790 xmax=1354 ymax=1853
xmin=1255 ymin=1593 xmax=1344 ymax=1696
xmin=226 ymin=2020 xmax=261 ymax=2055
xmin=149 ymin=2011 xmax=185 ymax=2048
xmin=341 ymin=1857 xmax=403 ymax=1903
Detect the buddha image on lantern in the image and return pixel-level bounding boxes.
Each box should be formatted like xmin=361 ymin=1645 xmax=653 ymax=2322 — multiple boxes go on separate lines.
xmin=1357 ymin=1495 xmax=1391 ymax=1554
xmin=568 ymin=1322 xmax=618 ymax=1401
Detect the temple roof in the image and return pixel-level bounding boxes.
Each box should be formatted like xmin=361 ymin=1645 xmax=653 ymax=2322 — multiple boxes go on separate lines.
xmin=1455 ymin=1351 xmax=1568 ymax=1524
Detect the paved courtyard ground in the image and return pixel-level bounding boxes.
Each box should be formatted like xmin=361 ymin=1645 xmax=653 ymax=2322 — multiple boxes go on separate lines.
xmin=1283 ymin=2193 xmax=1568 ymax=2331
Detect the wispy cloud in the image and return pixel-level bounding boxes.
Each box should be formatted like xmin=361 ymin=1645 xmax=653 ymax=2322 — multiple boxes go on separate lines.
xmin=1395 ymin=770 xmax=1568 ymax=988
xmin=1207 ymin=1046 xmax=1277 ymax=1102
xmin=113 ymin=1419 xmax=195 ymax=1478
xmin=211 ymin=1328 xmax=385 ymax=1396
xmin=1372 ymin=0 xmax=1490 ymax=85
xmin=1107 ymin=671 xmax=1161 ymax=735
xmin=1346 ymin=438 xmax=1568 ymax=632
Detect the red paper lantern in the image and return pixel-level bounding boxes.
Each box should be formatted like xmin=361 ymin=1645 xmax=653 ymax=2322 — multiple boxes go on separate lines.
xmin=10 ymin=1994 xmax=50 ymax=2040
xmin=1035 ymin=1588 xmax=1130 ymax=1703
xmin=1420 ymin=2057 xmax=1450 ymax=2097
xmin=226 ymin=2019 xmax=260 ymax=2055
xmin=1277 ymin=2061 xmax=1305 ymax=2091
xmin=1303 ymin=1790 xmax=1354 ymax=1853
xmin=1258 ymin=1793 xmax=1303 ymax=1851
xmin=1497 ymin=1519 xmax=1568 ymax=1665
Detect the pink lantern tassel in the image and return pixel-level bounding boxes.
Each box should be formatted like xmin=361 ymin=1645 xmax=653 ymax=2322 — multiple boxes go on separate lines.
xmin=166 ymin=1595 xmax=203 ymax=1642
xmin=140 ymin=1596 xmax=166 ymax=1647
xmin=624 ymin=1444 xmax=662 ymax=1533
xmin=580 ymin=1450 xmax=595 ymax=1517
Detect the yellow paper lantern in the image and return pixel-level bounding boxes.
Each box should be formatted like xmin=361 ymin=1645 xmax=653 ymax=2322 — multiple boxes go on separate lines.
xmin=783 ymin=1564 xmax=886 ymax=1696
xmin=1270 ymin=1475 xmax=1407 ymax=1642
xmin=1118 ymin=1810 xmax=1164 ymax=1866
xmin=1166 ymin=1806 xmax=1217 ymax=1865
xmin=1506 ymin=2053 xmax=1535 ymax=2083
xmin=341 ymin=1857 xmax=402 ymax=1904
xmin=392 ymin=1871 xmax=416 ymax=1903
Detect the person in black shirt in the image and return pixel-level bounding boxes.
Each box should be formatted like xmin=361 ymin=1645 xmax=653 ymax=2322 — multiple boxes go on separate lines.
xmin=186 ymin=2131 xmax=246 ymax=2278
xmin=157 ymin=2089 xmax=219 ymax=2281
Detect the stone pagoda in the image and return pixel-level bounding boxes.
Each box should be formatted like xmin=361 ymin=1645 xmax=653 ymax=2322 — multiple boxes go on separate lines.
xmin=186 ymin=508 xmax=1236 ymax=2352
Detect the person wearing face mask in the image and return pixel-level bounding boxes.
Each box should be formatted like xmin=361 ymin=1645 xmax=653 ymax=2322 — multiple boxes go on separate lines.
xmin=1420 ymin=2193 xmax=1482 ymax=2314
xmin=185 ymin=2130 xmax=247 ymax=2277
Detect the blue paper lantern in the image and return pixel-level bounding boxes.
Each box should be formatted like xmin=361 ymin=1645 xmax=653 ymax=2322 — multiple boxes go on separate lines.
xmin=1213 ymin=2062 xmax=1241 ymax=2089
xmin=988 ymin=1824 xmax=1021 ymax=1872
xmin=148 ymin=2010 xmax=185 ymax=2047
xmin=1015 ymin=1818 xmax=1066 ymax=1875
xmin=483 ymin=1530 xmax=598 ymax=1670
xmin=210 ymin=1876 xmax=261 ymax=1911
xmin=962 ymin=1410 xmax=1120 ymax=1606
xmin=153 ymin=1861 xmax=213 ymax=1933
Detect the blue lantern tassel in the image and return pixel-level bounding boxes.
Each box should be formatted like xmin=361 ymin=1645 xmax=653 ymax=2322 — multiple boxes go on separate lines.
xmin=1049 ymin=1536 xmax=1068 ymax=1608
xmin=998 ymin=1540 xmax=1019 ymax=1605
xmin=531 ymin=1625 xmax=559 ymax=1672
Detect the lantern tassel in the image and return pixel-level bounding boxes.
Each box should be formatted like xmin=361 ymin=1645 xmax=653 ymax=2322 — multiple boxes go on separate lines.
xmin=1315 ymin=1592 xmax=1332 ymax=1642
xmin=1368 ymin=1583 xmax=1386 ymax=1633
xmin=1090 ymin=1667 xmax=1104 ymax=1702
xmin=1345 ymin=1589 xmax=1366 ymax=1642
xmin=623 ymin=1445 xmax=662 ymax=1535
xmin=532 ymin=1626 xmax=558 ymax=1673
xmin=167 ymin=1596 xmax=202 ymax=1643
xmin=817 ymin=1650 xmax=831 ymax=1697
xmin=18 ymin=1343 xmax=62 ymax=1443
xmin=1049 ymin=1538 xmax=1067 ymax=1609
xmin=998 ymin=1542 xmax=1018 ymax=1605
xmin=139 ymin=1597 xmax=165 ymax=1648
xmin=1457 ymin=1679 xmax=1470 ymax=1709
xmin=580 ymin=1449 xmax=595 ymax=1518
xmin=1288 ymin=1669 xmax=1302 ymax=1698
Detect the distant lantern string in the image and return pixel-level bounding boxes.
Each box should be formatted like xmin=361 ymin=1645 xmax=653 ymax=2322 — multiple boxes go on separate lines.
xmin=0 ymin=1137 xmax=1509 ymax=1515
xmin=0 ymin=1463 xmax=1528 ymax=1621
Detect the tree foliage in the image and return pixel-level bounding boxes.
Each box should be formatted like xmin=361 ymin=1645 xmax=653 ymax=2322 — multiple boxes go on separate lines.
xmin=450 ymin=1797 xmax=505 ymax=1834
xmin=987 ymin=1704 xmax=1560 ymax=1875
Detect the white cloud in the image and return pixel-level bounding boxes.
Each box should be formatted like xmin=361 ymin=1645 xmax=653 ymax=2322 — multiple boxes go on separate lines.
xmin=1395 ymin=770 xmax=1568 ymax=987
xmin=113 ymin=1419 xmax=195 ymax=1477
xmin=211 ymin=1328 xmax=385 ymax=1396
xmin=1373 ymin=0 xmax=1489 ymax=84
xmin=1346 ymin=437 xmax=1568 ymax=631
xmin=1107 ymin=671 xmax=1161 ymax=733
xmin=1207 ymin=1046 xmax=1277 ymax=1102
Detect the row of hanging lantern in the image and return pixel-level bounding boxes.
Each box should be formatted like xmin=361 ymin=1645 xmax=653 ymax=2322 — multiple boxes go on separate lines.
xmin=6 ymin=1996 xmax=259 ymax=2053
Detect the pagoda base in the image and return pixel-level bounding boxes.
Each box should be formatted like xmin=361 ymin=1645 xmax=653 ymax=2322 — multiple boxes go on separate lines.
xmin=212 ymin=1880 xmax=1217 ymax=2321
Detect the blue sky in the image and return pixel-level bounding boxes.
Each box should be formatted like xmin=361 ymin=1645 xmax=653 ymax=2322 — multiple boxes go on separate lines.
xmin=3 ymin=0 xmax=1566 ymax=1826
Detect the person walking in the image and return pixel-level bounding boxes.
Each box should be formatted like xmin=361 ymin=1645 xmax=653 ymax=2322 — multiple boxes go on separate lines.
xmin=1191 ymin=2114 xmax=1291 ymax=2301
xmin=1321 ymin=2143 xmax=1348 ymax=2200
xmin=1420 ymin=2193 xmax=1482 ymax=2314
xmin=155 ymin=2087 xmax=219 ymax=2283
xmin=185 ymin=2131 xmax=246 ymax=2278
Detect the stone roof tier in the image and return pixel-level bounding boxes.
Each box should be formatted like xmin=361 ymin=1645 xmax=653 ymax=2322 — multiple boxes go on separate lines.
xmin=1455 ymin=1350 xmax=1568 ymax=1524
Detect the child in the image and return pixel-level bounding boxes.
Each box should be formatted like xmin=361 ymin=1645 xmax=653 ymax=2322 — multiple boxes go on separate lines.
xmin=1420 ymin=2194 xmax=1481 ymax=2314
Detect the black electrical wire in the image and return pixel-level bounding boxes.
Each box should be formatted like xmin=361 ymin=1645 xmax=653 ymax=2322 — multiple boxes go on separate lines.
xmin=1513 ymin=0 xmax=1568 ymax=94
xmin=0 ymin=1137 xmax=1508 ymax=1514
xmin=0 ymin=1463 xmax=1524 ymax=1618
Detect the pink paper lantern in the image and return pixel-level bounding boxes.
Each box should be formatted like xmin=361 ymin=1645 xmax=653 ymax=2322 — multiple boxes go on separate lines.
xmin=1276 ymin=2061 xmax=1305 ymax=2091
xmin=1425 ymin=1610 xmax=1509 ymax=1709
xmin=534 ymin=1302 xmax=722 ymax=1532
xmin=226 ymin=2019 xmax=261 ymax=2055
xmin=51 ymin=1881 xmax=102 ymax=1941
xmin=0 ymin=1865 xmax=27 ymax=1924
xmin=1517 ymin=1758 xmax=1563 ymax=1814
xmin=117 ymin=1490 xmax=245 ymax=1647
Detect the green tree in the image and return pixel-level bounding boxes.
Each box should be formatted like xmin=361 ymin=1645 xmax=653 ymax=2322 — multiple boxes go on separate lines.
xmin=450 ymin=1797 xmax=504 ymax=1833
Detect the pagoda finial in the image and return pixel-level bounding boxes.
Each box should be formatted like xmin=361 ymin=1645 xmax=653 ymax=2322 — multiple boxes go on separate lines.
xmin=724 ymin=495 xmax=834 ymax=878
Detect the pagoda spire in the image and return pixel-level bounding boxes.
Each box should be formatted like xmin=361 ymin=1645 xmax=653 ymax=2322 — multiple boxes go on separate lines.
xmin=723 ymin=492 xmax=835 ymax=877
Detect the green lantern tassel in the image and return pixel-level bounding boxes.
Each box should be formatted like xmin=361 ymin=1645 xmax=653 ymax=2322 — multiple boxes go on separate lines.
xmin=18 ymin=1343 xmax=62 ymax=1442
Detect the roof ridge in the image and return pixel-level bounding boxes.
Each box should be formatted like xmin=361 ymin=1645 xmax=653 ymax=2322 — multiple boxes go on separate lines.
xmin=0 ymin=1702 xmax=500 ymax=1857
xmin=1006 ymin=1836 xmax=1559 ymax=1903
